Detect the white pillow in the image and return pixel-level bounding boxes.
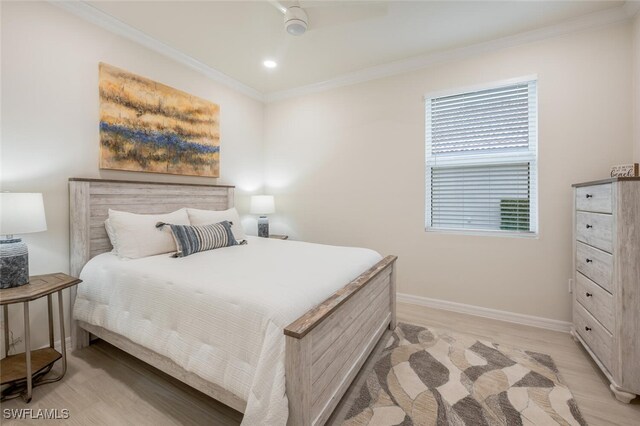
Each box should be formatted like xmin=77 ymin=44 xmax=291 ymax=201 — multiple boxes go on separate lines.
xmin=104 ymin=218 xmax=117 ymax=252
xmin=187 ymin=207 xmax=247 ymax=242
xmin=107 ymin=208 xmax=190 ymax=259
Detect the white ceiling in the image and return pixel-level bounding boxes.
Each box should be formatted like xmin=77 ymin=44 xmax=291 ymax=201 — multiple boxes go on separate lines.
xmin=86 ymin=1 xmax=628 ymax=95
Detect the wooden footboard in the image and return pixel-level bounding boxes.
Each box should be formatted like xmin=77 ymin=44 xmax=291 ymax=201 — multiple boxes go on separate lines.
xmin=284 ymin=255 xmax=397 ymax=426
xmin=69 ymin=178 xmax=398 ymax=425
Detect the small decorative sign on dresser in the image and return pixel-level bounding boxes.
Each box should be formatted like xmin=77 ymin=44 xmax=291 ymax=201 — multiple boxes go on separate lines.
xmin=610 ymin=163 xmax=639 ymax=178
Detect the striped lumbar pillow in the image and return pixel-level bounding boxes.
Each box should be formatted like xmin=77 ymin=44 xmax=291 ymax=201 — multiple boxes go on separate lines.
xmin=156 ymin=221 xmax=243 ymax=257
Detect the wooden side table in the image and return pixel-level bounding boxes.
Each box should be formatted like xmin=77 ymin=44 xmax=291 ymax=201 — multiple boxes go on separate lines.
xmin=269 ymin=234 xmax=289 ymax=240
xmin=0 ymin=273 xmax=81 ymax=402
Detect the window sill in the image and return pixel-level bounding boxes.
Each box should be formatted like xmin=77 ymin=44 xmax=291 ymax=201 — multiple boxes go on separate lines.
xmin=425 ymin=227 xmax=539 ymax=239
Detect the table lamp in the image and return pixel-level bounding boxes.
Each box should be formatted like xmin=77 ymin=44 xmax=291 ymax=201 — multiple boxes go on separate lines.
xmin=250 ymin=195 xmax=275 ymax=238
xmin=0 ymin=193 xmax=47 ymax=288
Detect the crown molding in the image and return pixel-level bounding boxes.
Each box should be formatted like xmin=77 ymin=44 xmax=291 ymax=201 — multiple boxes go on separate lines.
xmin=266 ymin=4 xmax=632 ymax=102
xmin=50 ymin=1 xmax=265 ymax=102
xmin=50 ymin=1 xmax=633 ymax=105
xmin=623 ymin=1 xmax=640 ymax=18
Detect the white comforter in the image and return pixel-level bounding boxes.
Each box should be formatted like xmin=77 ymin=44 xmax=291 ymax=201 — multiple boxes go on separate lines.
xmin=73 ymin=236 xmax=381 ymax=425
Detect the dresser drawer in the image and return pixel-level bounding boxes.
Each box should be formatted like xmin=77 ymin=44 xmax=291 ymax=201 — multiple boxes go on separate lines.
xmin=576 ymin=211 xmax=613 ymax=253
xmin=575 ymin=184 xmax=612 ymax=213
xmin=575 ymin=273 xmax=614 ymax=332
xmin=574 ymin=302 xmax=613 ymax=372
xmin=575 ymin=241 xmax=613 ymax=293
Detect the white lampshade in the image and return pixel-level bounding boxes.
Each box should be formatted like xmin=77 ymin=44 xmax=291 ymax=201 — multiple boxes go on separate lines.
xmin=0 ymin=193 xmax=47 ymax=236
xmin=250 ymin=195 xmax=275 ymax=215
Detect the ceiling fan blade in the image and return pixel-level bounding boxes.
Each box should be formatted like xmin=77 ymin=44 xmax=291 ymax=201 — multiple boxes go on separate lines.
xmin=304 ymin=2 xmax=389 ymax=30
xmin=267 ymin=0 xmax=389 ymax=33
xmin=268 ymin=0 xmax=288 ymax=14
xmin=298 ymin=1 xmax=387 ymax=10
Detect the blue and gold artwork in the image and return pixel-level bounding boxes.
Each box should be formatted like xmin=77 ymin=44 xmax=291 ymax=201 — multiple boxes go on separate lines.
xmin=99 ymin=63 xmax=220 ymax=177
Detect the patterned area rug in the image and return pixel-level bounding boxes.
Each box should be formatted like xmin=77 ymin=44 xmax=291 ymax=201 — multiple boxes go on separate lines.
xmin=341 ymin=323 xmax=586 ymax=425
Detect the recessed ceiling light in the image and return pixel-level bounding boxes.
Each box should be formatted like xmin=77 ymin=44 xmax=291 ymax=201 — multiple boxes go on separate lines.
xmin=263 ymin=60 xmax=277 ymax=69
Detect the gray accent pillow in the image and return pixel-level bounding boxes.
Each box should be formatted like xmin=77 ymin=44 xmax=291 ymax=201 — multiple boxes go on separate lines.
xmin=156 ymin=221 xmax=245 ymax=257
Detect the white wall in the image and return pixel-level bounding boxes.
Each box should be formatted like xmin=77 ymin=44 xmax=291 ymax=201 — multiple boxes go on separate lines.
xmin=1 ymin=2 xmax=635 ymax=357
xmin=264 ymin=23 xmax=634 ymax=322
xmin=0 ymin=1 xmax=265 ymax=352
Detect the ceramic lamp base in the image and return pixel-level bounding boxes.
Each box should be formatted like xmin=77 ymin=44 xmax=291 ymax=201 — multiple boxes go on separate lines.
xmin=258 ymin=216 xmax=269 ymax=238
xmin=0 ymin=238 xmax=29 ymax=289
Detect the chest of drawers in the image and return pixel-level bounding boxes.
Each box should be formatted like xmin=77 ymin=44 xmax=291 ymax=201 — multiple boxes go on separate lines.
xmin=572 ymin=178 xmax=640 ymax=403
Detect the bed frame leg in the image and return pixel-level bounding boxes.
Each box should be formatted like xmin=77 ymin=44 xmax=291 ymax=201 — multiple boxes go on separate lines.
xmin=69 ymin=180 xmax=92 ymax=350
xmin=389 ymin=264 xmax=397 ymax=330
xmin=72 ymin=324 xmax=90 ymax=350
xmin=286 ymin=335 xmax=312 ymax=426
xmin=70 ymin=287 xmax=90 ymax=349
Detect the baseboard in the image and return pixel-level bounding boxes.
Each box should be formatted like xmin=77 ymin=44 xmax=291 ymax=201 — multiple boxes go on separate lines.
xmin=40 ymin=336 xmax=72 ymax=353
xmin=397 ymin=293 xmax=572 ymax=333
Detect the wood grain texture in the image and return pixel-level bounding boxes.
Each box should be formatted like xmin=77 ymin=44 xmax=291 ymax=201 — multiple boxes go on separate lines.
xmin=312 ymin=314 xmax=390 ymax=426
xmin=69 ymin=181 xmax=91 ymax=278
xmin=576 ymin=211 xmax=613 ymax=253
xmin=576 ymin=241 xmax=613 ymax=293
xmin=286 ymin=257 xmax=396 ymax=425
xmin=576 ymin=184 xmax=612 ymax=213
xmin=78 ymin=321 xmax=247 ymax=413
xmin=89 ymin=185 xmax=231 ymax=196
xmin=69 ymin=178 xmax=398 ymax=424
xmin=89 ymin=195 xmax=230 ymax=205
xmin=3 ymin=304 xmax=639 ymax=426
xmin=0 ymin=273 xmax=81 ymax=305
xmin=69 ymin=178 xmax=235 ymax=265
xmin=571 ymin=176 xmax=640 ymax=187
xmin=0 ymin=348 xmax=61 ymax=384
xmin=574 ymin=299 xmax=613 ymax=372
xmin=284 ymin=256 xmax=397 ymax=339
xmin=389 ymin=264 xmax=397 ymax=329
xmin=69 ymin=178 xmax=234 ymax=350
xmin=1 ymin=339 xmax=245 ymax=426
xmin=285 ymin=336 xmax=312 ymax=426
xmin=310 ymin=270 xmax=390 ymax=360
xmin=311 ymin=282 xmax=390 ymax=385
xmin=70 ymin=177 xmax=234 ymax=188
xmin=573 ymin=179 xmax=639 ymax=402
xmin=575 ymin=273 xmax=614 ymax=332
xmin=70 ymin=181 xmax=94 ymax=350
xmin=311 ymin=307 xmax=389 ymax=410
xmin=227 ymin=187 xmax=235 ymax=209
xmin=613 ymin=181 xmax=640 ymax=394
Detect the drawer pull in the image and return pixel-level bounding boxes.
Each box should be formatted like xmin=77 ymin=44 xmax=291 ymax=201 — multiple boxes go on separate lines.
xmin=585 ymin=224 xmax=593 ymax=229
xmin=585 ymin=326 xmax=592 ymax=332
xmin=585 ymin=292 xmax=592 ymax=297
xmin=586 ymin=258 xmax=593 ymax=263
xmin=585 ymin=194 xmax=593 ymax=198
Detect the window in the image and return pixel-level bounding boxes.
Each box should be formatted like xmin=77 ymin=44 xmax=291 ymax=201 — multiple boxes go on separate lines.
xmin=425 ymin=78 xmax=538 ymax=235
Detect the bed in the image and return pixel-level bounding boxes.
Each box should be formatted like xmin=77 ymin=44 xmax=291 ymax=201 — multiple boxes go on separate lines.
xmin=69 ymin=178 xmax=397 ymax=426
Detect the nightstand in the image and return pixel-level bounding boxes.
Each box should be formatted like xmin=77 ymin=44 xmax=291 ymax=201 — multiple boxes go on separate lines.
xmin=269 ymin=234 xmax=289 ymax=240
xmin=0 ymin=273 xmax=82 ymax=402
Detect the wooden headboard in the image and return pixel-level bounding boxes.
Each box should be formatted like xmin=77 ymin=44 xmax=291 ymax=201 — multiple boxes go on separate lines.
xmin=69 ymin=178 xmax=235 ymax=277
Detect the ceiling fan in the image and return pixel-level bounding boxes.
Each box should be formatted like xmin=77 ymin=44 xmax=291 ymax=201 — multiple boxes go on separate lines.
xmin=268 ymin=1 xmax=388 ymax=37
xmin=269 ymin=1 xmax=309 ymax=36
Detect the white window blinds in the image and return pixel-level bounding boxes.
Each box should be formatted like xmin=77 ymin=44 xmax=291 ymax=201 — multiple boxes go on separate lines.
xmin=425 ymin=79 xmax=538 ymax=234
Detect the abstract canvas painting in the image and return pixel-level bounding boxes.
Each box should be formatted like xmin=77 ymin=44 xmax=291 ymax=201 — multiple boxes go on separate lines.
xmin=99 ymin=63 xmax=220 ymax=177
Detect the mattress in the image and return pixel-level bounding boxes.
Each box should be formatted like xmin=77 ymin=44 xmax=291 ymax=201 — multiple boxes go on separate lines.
xmin=72 ymin=236 xmax=382 ymax=425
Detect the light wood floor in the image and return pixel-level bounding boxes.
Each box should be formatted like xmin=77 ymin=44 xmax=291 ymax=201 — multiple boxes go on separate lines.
xmin=2 ymin=302 xmax=638 ymax=425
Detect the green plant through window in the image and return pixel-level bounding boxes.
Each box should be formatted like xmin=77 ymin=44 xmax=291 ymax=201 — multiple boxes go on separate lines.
xmin=500 ymin=199 xmax=530 ymax=231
